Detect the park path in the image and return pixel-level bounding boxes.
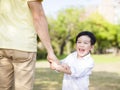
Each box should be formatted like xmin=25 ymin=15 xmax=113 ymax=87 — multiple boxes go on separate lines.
xmin=35 ymin=61 xmax=120 ymax=73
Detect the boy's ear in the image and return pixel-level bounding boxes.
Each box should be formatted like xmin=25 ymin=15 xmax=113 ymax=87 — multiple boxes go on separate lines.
xmin=90 ymin=45 xmax=94 ymax=51
xmin=75 ymin=44 xmax=77 ymax=49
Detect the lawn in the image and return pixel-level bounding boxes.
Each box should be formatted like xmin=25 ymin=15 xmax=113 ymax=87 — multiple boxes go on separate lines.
xmin=34 ymin=54 xmax=120 ymax=90
xmin=92 ymin=54 xmax=120 ymax=64
xmin=34 ymin=68 xmax=120 ymax=90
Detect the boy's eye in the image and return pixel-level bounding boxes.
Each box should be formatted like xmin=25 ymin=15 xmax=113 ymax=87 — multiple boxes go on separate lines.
xmin=77 ymin=41 xmax=89 ymax=44
xmin=77 ymin=41 xmax=81 ymax=43
xmin=84 ymin=42 xmax=89 ymax=44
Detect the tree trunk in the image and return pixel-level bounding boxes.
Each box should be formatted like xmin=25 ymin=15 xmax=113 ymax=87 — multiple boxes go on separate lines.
xmin=60 ymin=30 xmax=71 ymax=55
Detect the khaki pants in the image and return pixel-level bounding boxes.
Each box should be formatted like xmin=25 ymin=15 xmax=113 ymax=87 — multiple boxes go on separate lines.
xmin=0 ymin=49 xmax=36 ymax=90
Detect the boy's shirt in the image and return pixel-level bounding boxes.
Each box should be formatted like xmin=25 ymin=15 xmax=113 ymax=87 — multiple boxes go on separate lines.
xmin=61 ymin=51 xmax=94 ymax=90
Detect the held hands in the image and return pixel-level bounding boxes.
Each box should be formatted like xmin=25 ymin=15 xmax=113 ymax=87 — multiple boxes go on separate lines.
xmin=47 ymin=53 xmax=59 ymax=64
xmin=49 ymin=60 xmax=71 ymax=74
xmin=47 ymin=53 xmax=71 ymax=74
xmin=50 ymin=61 xmax=60 ymax=70
xmin=47 ymin=52 xmax=59 ymax=70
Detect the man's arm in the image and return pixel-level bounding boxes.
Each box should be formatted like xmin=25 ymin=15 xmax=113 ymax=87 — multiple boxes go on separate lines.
xmin=28 ymin=1 xmax=58 ymax=62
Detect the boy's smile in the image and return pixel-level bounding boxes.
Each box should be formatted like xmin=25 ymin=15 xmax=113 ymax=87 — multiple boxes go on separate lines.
xmin=78 ymin=48 xmax=85 ymax=53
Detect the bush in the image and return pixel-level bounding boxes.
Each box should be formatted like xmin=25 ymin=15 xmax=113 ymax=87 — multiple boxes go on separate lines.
xmin=37 ymin=48 xmax=47 ymax=60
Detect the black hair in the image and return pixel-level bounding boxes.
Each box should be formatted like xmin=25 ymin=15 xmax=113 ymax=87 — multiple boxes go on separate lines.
xmin=76 ymin=31 xmax=96 ymax=45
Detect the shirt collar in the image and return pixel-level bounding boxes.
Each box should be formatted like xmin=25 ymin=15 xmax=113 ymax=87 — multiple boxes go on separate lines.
xmin=82 ymin=53 xmax=91 ymax=60
xmin=75 ymin=51 xmax=91 ymax=60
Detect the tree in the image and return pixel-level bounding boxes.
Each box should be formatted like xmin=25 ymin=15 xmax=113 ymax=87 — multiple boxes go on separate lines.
xmin=47 ymin=8 xmax=120 ymax=55
xmin=48 ymin=8 xmax=85 ymax=55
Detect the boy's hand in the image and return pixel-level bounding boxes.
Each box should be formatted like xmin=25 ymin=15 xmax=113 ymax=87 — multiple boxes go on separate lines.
xmin=61 ymin=63 xmax=70 ymax=70
xmin=49 ymin=60 xmax=59 ymax=70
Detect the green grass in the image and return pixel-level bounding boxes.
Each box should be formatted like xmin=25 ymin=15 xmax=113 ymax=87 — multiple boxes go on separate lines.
xmin=37 ymin=54 xmax=120 ymax=64
xmin=34 ymin=68 xmax=63 ymax=90
xmin=34 ymin=68 xmax=120 ymax=90
xmin=90 ymin=72 xmax=120 ymax=90
xmin=92 ymin=54 xmax=120 ymax=64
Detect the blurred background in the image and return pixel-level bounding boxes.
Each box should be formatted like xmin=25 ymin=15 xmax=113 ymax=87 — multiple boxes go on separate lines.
xmin=37 ymin=0 xmax=120 ymax=58
xmin=35 ymin=0 xmax=120 ymax=90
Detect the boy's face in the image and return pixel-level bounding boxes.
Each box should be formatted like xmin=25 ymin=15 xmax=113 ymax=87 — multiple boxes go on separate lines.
xmin=76 ymin=35 xmax=93 ymax=58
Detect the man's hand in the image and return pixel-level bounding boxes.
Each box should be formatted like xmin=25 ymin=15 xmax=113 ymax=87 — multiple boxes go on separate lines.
xmin=47 ymin=53 xmax=59 ymax=64
xmin=49 ymin=59 xmax=59 ymax=70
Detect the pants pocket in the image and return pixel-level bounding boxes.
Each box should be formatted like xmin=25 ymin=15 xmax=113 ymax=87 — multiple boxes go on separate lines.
xmin=13 ymin=50 xmax=34 ymax=63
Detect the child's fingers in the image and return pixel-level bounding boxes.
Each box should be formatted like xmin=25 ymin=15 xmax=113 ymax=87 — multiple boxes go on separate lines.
xmin=61 ymin=63 xmax=70 ymax=70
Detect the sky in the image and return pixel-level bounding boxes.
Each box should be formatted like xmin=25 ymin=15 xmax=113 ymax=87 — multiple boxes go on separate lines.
xmin=42 ymin=0 xmax=101 ymax=17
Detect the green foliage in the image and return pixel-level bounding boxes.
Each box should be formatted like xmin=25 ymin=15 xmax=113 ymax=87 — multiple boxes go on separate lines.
xmin=79 ymin=12 xmax=120 ymax=54
xmin=48 ymin=8 xmax=85 ymax=55
xmin=37 ymin=48 xmax=47 ymax=60
xmin=47 ymin=8 xmax=120 ymax=55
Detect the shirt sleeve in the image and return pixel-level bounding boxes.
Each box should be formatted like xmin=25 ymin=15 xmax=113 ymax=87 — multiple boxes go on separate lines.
xmin=70 ymin=59 xmax=94 ymax=78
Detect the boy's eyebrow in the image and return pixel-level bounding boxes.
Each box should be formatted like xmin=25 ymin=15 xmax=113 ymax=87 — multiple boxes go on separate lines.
xmin=77 ymin=41 xmax=91 ymax=43
xmin=77 ymin=40 xmax=90 ymax=42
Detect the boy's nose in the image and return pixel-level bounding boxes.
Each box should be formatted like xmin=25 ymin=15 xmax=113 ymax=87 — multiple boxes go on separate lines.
xmin=79 ymin=43 xmax=84 ymax=47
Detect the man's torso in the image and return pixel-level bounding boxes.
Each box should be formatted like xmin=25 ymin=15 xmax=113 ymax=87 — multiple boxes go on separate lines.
xmin=0 ymin=0 xmax=38 ymax=52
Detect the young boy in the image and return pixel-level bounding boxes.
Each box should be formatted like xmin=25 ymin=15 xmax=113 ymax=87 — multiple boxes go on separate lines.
xmin=50 ymin=31 xmax=96 ymax=90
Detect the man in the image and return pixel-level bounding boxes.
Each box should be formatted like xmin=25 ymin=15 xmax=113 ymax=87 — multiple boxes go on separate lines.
xmin=0 ymin=0 xmax=57 ymax=90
